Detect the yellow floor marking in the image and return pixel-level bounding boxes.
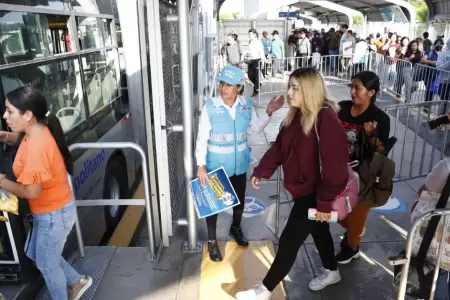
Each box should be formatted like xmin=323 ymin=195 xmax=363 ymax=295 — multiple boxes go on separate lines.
xmin=200 ymin=241 xmax=286 ymax=300
xmin=107 ymin=181 xmax=145 ymax=247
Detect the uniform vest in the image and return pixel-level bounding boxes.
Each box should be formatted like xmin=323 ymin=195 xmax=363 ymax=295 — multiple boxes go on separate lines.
xmin=205 ymin=97 xmax=252 ymax=177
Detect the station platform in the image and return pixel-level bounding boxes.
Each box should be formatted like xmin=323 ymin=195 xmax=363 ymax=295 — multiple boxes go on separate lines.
xmin=11 ymin=83 xmax=437 ymax=300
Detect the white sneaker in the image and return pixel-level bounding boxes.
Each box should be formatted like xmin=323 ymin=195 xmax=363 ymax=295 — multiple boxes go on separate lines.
xmin=236 ymin=284 xmax=272 ymax=300
xmin=309 ymin=269 xmax=341 ymax=291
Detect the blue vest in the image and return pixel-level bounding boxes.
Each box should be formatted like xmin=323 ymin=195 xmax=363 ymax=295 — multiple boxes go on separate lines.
xmin=205 ymin=97 xmax=252 ymax=176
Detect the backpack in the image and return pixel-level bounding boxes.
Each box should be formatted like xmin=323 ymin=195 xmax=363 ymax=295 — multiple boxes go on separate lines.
xmin=358 ymin=148 xmax=395 ymax=208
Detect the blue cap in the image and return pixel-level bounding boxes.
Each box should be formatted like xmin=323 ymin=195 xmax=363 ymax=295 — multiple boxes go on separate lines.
xmin=217 ymin=65 xmax=245 ymax=86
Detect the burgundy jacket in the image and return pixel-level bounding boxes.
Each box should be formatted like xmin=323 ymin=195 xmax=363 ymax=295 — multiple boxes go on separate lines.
xmin=252 ymin=107 xmax=349 ymax=213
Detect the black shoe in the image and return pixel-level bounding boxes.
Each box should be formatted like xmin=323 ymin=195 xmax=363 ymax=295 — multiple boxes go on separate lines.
xmin=336 ymin=245 xmax=360 ymax=264
xmin=208 ymin=240 xmax=222 ymax=262
xmin=229 ymin=226 xmax=249 ymax=247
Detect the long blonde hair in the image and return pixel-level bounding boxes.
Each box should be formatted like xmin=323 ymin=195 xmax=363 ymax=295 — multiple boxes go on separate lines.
xmin=284 ymin=68 xmax=339 ymax=135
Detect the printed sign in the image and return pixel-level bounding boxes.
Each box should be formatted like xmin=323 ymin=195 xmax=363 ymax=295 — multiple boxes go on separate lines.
xmin=372 ymin=196 xmax=406 ymax=213
xmin=223 ymin=197 xmax=268 ymax=218
xmin=190 ymin=167 xmax=240 ymax=219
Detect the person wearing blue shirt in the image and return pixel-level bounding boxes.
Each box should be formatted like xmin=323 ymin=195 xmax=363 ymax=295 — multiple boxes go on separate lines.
xmin=271 ymin=30 xmax=285 ymax=77
xmin=261 ymin=31 xmax=272 ymax=78
xmin=195 ymin=65 xmax=284 ymax=262
xmin=421 ymin=38 xmax=444 ymax=103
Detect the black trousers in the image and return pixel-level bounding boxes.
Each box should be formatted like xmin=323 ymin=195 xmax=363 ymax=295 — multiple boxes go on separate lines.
xmin=247 ymin=59 xmax=261 ymax=93
xmin=205 ymin=173 xmax=247 ymax=240
xmin=262 ymin=193 xmax=337 ymax=291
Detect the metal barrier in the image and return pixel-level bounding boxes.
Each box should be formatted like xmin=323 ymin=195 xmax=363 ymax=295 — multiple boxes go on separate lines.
xmin=257 ymin=53 xmax=376 ymax=105
xmin=68 ymin=142 xmax=159 ymax=261
xmin=405 ymin=63 xmax=450 ymax=105
xmin=396 ymin=209 xmax=450 ymax=300
xmin=380 ymin=100 xmax=449 ymax=182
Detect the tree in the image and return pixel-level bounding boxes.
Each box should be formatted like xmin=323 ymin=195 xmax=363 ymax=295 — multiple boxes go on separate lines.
xmin=353 ymin=15 xmax=363 ymax=25
xmin=219 ymin=13 xmax=231 ymax=20
xmin=405 ymin=0 xmax=428 ymax=22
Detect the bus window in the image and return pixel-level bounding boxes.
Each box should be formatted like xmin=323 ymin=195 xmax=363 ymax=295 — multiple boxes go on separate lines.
xmin=0 ymin=58 xmax=87 ymax=132
xmin=81 ymin=50 xmax=120 ymax=115
xmin=77 ymin=17 xmax=107 ymax=51
xmin=0 ymin=11 xmax=71 ymax=65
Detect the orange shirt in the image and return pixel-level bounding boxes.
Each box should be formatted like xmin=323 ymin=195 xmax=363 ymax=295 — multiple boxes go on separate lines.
xmin=13 ymin=127 xmax=73 ymax=214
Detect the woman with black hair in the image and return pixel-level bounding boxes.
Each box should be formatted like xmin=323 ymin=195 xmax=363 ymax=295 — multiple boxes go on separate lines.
xmin=0 ymin=87 xmax=92 ymax=300
xmin=335 ymin=71 xmax=391 ymax=264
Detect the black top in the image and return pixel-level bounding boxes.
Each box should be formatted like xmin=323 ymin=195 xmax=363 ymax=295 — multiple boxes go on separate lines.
xmin=338 ymin=100 xmax=391 ymax=164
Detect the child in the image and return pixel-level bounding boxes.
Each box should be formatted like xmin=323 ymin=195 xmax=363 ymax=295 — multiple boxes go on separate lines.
xmin=312 ymin=46 xmax=322 ymax=70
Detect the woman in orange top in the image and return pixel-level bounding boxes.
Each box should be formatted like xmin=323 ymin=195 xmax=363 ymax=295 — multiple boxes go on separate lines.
xmin=0 ymin=87 xmax=92 ymax=300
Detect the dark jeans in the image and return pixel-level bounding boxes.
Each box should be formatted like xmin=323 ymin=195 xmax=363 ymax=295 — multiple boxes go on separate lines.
xmin=205 ymin=173 xmax=247 ymax=240
xmin=262 ymin=193 xmax=337 ymax=291
xmin=248 ymin=59 xmax=261 ymax=94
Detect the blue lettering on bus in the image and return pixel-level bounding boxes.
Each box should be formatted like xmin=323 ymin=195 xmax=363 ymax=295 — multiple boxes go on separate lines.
xmin=73 ymin=150 xmax=106 ymax=196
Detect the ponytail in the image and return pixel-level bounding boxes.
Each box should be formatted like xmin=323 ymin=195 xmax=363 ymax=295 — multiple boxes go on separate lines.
xmin=46 ymin=114 xmax=74 ymax=175
xmin=6 ymin=87 xmax=74 ymax=175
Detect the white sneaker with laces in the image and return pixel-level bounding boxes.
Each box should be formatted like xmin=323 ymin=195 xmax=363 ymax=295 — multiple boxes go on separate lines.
xmin=236 ymin=284 xmax=272 ymax=300
xmin=309 ymin=269 xmax=341 ymax=291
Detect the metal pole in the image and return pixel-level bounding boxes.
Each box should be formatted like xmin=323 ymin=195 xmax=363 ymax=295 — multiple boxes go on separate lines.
xmin=429 ymin=215 xmax=448 ymax=300
xmin=178 ymin=0 xmax=198 ymax=250
xmin=67 ymin=142 xmax=157 ymax=259
xmin=398 ymin=209 xmax=450 ymax=300
xmin=275 ymin=166 xmax=281 ymax=237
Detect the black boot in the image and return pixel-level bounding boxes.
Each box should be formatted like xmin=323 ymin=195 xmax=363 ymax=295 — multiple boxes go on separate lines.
xmin=229 ymin=226 xmax=249 ymax=247
xmin=208 ymin=240 xmax=222 ymax=262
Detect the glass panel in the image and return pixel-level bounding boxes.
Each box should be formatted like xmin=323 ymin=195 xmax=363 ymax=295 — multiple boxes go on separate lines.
xmin=70 ymin=0 xmax=113 ymax=15
xmin=25 ymin=0 xmax=70 ymax=10
xmin=77 ymin=17 xmax=103 ymax=50
xmin=99 ymin=18 xmax=112 ymax=47
xmin=1 ymin=58 xmax=87 ymax=132
xmin=0 ymin=12 xmax=71 ymax=65
xmin=82 ymin=50 xmax=119 ymax=115
xmin=0 ymin=215 xmax=14 ymax=261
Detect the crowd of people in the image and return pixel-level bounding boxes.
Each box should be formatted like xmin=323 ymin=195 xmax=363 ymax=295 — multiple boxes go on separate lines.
xmin=221 ymin=25 xmax=450 ymax=106
xmin=216 ymin=25 xmax=450 ymax=300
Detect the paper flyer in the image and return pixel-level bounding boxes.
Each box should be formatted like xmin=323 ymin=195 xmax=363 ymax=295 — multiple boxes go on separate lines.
xmin=190 ymin=167 xmax=240 ymax=219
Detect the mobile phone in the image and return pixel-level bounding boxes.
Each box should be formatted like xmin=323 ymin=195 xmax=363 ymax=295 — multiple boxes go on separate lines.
xmin=428 ymin=115 xmax=450 ymax=130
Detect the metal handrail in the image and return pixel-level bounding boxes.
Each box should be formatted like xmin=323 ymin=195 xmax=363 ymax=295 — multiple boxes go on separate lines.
xmin=397 ymin=209 xmax=450 ymax=300
xmin=67 ymin=142 xmax=156 ymax=260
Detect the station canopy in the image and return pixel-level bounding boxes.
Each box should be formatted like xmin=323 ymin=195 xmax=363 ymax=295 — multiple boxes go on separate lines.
xmin=288 ymin=0 xmax=413 ymax=23
xmin=423 ymin=0 xmax=450 ymax=21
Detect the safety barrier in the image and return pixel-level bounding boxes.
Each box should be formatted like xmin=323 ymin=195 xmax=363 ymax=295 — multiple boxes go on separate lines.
xmin=394 ymin=209 xmax=450 ymax=300
xmin=257 ymin=53 xmax=377 ymax=105
xmin=404 ymin=63 xmax=450 ymax=105
xmin=380 ymin=100 xmax=449 ymax=182
xmin=68 ymin=142 xmax=161 ymax=261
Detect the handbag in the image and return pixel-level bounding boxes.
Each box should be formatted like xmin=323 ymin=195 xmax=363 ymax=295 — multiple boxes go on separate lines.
xmin=314 ymin=120 xmax=360 ymax=220
xmin=392 ymin=174 xmax=450 ymax=298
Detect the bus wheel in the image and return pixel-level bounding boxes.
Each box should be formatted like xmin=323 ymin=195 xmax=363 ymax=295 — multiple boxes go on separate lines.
xmin=103 ymin=158 xmax=128 ymax=233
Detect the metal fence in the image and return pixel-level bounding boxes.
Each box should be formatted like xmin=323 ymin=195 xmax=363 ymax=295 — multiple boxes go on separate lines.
xmin=380 ymin=101 xmax=449 ymax=182
xmin=159 ymin=2 xmax=184 ymax=223
xmin=393 ymin=209 xmax=450 ymax=300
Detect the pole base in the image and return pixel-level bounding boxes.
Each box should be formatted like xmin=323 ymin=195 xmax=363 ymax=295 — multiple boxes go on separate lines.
xmin=182 ymin=241 xmax=203 ymax=253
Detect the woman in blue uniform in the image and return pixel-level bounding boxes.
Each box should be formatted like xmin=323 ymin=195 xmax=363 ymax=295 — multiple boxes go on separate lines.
xmin=195 ymin=65 xmax=284 ymax=261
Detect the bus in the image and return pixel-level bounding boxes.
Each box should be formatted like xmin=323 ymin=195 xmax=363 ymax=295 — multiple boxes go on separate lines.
xmin=0 ymin=0 xmax=141 ymax=293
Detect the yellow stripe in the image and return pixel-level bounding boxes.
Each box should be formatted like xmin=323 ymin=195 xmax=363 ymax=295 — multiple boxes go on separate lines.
xmin=107 ymin=181 xmax=145 ymax=247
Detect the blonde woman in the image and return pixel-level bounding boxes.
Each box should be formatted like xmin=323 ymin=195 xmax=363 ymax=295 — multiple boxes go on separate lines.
xmin=236 ymin=68 xmax=349 ymax=300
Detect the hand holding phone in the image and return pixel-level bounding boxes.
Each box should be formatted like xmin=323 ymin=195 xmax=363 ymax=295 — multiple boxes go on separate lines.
xmin=428 ymin=114 xmax=450 ymax=130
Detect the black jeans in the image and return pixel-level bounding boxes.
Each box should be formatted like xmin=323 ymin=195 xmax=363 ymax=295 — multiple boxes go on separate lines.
xmin=262 ymin=193 xmax=337 ymax=291
xmin=205 ymin=173 xmax=246 ymax=240
xmin=247 ymin=59 xmax=261 ymax=94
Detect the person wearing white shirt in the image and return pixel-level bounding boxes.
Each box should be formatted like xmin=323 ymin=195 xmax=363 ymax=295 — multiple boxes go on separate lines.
xmin=196 ymin=65 xmax=284 ymax=262
xmin=247 ymin=28 xmax=266 ymax=97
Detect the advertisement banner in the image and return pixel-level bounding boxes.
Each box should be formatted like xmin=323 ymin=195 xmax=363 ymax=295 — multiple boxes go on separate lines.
xmin=190 ymin=167 xmax=240 ymax=219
